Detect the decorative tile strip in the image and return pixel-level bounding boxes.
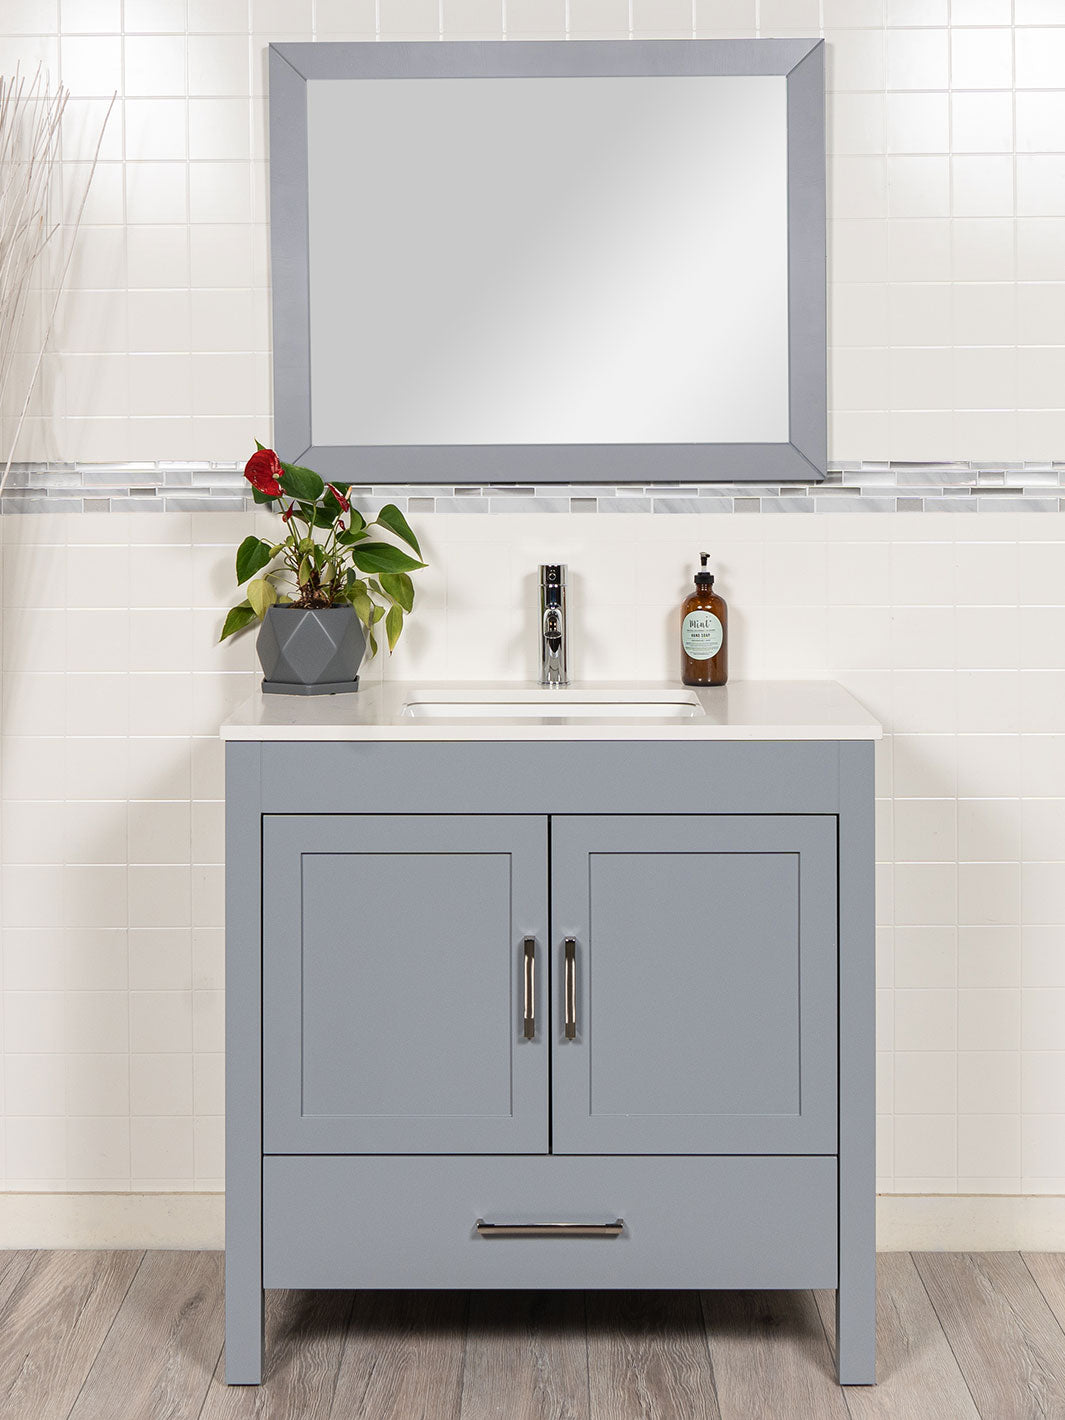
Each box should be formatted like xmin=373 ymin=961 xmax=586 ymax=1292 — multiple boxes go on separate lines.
xmin=0 ymin=462 xmax=1063 ymax=514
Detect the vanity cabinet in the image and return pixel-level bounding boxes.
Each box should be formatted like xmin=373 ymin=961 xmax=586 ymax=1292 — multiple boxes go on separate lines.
xmin=225 ymin=727 xmax=876 ymax=1388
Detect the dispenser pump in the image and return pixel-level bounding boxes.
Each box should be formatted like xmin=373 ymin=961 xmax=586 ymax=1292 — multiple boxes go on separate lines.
xmin=680 ymin=551 xmax=728 ymax=687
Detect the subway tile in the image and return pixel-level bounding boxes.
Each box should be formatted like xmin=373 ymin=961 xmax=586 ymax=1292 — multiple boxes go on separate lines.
xmin=887 ymin=155 xmax=950 ymax=218
xmin=959 ymin=861 xmax=1021 ymax=926
xmin=123 ymin=35 xmax=186 ymax=95
xmin=189 ymin=98 xmax=251 ymax=161
xmin=630 ymin=0 xmax=691 ymax=36
xmin=827 ymin=30 xmax=885 ymax=91
xmin=894 ymin=1052 xmax=956 ymax=1114
xmin=62 ymin=0 xmax=121 ymax=29
xmin=1016 ymin=0 xmax=1065 ymax=20
xmin=1015 ymin=28 xmax=1065 ymax=89
xmin=950 ymin=28 xmax=1013 ymax=90
xmin=960 ymin=1050 xmax=1019 ymax=1114
xmin=886 ymin=30 xmax=949 ymax=91
xmin=1018 ymin=156 xmax=1065 ymax=217
xmin=894 ymin=925 xmax=957 ymax=987
xmin=186 ymin=33 xmax=250 ymax=95
xmin=60 ymin=35 xmax=122 ymax=94
xmin=132 ymin=1052 xmax=193 ymax=1114
xmin=886 ymin=0 xmax=946 ymax=22
xmin=960 ymin=987 xmax=1021 ymax=1050
xmin=1017 ymin=220 xmax=1065 ymax=281
xmin=894 ymin=1115 xmax=956 ymax=1179
xmin=131 ymin=1115 xmax=194 ymax=1180
xmin=957 ymin=1113 xmax=1019 ymax=1179
xmin=894 ymin=863 xmax=958 ymax=926
xmin=952 ymin=156 xmax=1015 ymax=219
xmin=950 ymin=0 xmax=1011 ymax=20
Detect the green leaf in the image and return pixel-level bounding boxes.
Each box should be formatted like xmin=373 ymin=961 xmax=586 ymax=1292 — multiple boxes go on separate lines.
xmin=236 ymin=535 xmax=272 ymax=584
xmin=350 ymin=542 xmax=425 ymax=575
xmin=251 ymin=485 xmax=277 ymax=505
xmin=374 ymin=503 xmax=422 ymax=558
xmin=247 ymin=577 xmax=277 ymax=619
xmin=298 ymin=554 xmax=314 ymax=586
xmin=337 ymin=527 xmax=368 ymax=546
xmin=347 ymin=583 xmax=374 ymax=627
xmin=379 ymin=571 xmax=414 ymax=612
xmin=219 ymin=601 xmax=256 ymax=641
xmin=311 ymin=506 xmax=335 ymax=530
xmin=279 ymin=463 xmax=324 ymax=502
xmin=370 ymin=602 xmax=385 ymax=624
xmin=348 ymin=509 xmax=366 ymax=534
xmin=385 ymin=603 xmax=404 ymax=651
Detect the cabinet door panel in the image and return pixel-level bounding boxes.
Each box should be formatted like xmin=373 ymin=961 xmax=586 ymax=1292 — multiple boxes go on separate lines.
xmin=551 ymin=814 xmax=837 ymax=1155
xmin=263 ymin=814 xmax=548 ymax=1154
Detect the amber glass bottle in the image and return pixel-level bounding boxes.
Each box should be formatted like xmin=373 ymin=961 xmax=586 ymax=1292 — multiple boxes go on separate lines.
xmin=681 ymin=553 xmax=728 ymax=686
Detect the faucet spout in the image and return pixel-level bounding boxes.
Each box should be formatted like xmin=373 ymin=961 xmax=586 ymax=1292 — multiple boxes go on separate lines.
xmin=538 ymin=564 xmax=569 ymax=686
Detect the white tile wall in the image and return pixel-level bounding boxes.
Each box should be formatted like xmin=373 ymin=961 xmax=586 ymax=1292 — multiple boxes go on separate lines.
xmin=3 ymin=3 xmax=1065 ymax=463
xmin=0 ymin=509 xmax=1064 ymax=1195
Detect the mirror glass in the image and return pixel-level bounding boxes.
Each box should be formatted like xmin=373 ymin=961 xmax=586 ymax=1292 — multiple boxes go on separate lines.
xmin=305 ymin=75 xmax=790 ymax=450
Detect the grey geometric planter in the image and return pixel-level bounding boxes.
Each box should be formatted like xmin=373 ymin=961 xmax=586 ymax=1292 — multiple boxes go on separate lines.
xmin=256 ymin=606 xmax=366 ymax=695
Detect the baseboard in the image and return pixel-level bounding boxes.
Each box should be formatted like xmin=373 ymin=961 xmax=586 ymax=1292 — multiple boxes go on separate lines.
xmin=0 ymin=1191 xmax=1062 ymax=1252
xmin=0 ymin=1192 xmax=224 ymax=1249
xmin=877 ymin=1194 xmax=1065 ymax=1251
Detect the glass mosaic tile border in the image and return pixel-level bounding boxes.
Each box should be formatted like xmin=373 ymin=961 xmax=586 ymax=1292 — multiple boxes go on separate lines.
xmin=1 ymin=462 xmax=1064 ymax=515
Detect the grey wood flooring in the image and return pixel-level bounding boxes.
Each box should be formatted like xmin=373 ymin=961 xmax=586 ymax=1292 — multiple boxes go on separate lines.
xmin=2 ymin=1251 xmax=1065 ymax=1418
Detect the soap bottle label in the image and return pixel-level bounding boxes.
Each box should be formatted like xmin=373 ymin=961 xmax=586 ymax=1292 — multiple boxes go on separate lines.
xmin=682 ymin=610 xmax=723 ymax=660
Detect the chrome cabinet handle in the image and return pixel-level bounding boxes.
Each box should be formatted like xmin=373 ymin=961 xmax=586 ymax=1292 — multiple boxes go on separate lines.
xmin=476 ymin=1219 xmax=624 ymax=1239
xmin=523 ymin=937 xmax=535 ymax=1040
xmin=564 ymin=937 xmax=577 ymax=1040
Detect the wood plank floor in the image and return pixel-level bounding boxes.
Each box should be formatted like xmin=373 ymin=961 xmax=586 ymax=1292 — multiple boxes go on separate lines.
xmin=2 ymin=1252 xmax=1065 ymax=1418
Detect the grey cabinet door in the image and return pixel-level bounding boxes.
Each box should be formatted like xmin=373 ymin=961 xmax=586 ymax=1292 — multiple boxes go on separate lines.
xmin=551 ymin=815 xmax=837 ymax=1155
xmin=262 ymin=814 xmax=549 ymax=1154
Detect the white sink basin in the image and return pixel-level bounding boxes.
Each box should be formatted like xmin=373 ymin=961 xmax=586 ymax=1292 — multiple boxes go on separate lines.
xmin=402 ymin=689 xmax=705 ymax=721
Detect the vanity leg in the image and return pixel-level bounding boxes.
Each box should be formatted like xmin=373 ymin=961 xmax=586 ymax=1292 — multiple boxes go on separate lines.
xmin=836 ymin=1270 xmax=875 ymax=1386
xmin=225 ymin=1267 xmax=264 ymax=1385
xmin=225 ymin=743 xmax=265 ymax=1384
xmin=837 ymin=742 xmax=876 ymax=1386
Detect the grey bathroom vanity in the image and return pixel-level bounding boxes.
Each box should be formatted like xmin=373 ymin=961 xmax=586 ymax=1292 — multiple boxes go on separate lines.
xmin=222 ymin=681 xmax=881 ymax=1385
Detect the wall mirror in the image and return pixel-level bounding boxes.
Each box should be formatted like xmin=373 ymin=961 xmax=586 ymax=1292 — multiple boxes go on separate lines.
xmin=269 ymin=39 xmax=825 ymax=484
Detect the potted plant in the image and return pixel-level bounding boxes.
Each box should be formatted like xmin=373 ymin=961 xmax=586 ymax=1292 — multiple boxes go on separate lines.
xmin=220 ymin=445 xmax=427 ymax=694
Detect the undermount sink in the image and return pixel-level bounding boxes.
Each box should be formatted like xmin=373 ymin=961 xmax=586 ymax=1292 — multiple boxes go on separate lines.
xmin=401 ymin=689 xmax=706 ymax=721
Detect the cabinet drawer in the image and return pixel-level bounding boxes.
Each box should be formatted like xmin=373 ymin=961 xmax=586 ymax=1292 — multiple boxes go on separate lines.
xmin=262 ymin=1154 xmax=837 ymax=1291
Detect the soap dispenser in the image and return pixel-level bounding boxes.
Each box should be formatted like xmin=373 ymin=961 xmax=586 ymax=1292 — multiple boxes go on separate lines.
xmin=681 ymin=553 xmax=728 ymax=686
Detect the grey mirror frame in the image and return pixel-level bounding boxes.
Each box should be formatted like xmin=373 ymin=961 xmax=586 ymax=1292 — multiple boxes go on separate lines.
xmin=269 ymin=38 xmax=826 ymax=484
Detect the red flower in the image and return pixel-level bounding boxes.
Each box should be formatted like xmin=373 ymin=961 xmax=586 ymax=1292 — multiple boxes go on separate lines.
xmin=281 ymin=505 xmax=295 ymax=523
xmin=327 ymin=483 xmax=350 ymax=512
xmin=244 ymin=448 xmax=282 ymax=497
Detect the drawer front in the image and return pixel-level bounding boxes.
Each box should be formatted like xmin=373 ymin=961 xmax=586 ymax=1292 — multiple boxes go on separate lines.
xmin=262 ymin=1154 xmax=837 ymax=1291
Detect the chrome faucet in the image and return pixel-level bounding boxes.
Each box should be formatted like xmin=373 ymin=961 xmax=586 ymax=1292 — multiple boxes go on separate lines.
xmin=539 ymin=564 xmax=568 ymax=686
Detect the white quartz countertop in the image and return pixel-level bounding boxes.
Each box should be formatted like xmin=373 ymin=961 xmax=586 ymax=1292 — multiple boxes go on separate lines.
xmin=221 ymin=680 xmax=882 ymax=742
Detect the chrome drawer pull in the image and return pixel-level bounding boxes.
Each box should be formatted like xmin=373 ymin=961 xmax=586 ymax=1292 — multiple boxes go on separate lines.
xmin=564 ymin=936 xmax=577 ymax=1039
xmin=523 ymin=937 xmax=535 ymax=1040
xmin=476 ymin=1219 xmax=624 ymax=1239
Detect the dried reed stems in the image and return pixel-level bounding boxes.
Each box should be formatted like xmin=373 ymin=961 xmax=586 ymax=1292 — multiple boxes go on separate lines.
xmin=0 ymin=66 xmax=113 ymax=496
